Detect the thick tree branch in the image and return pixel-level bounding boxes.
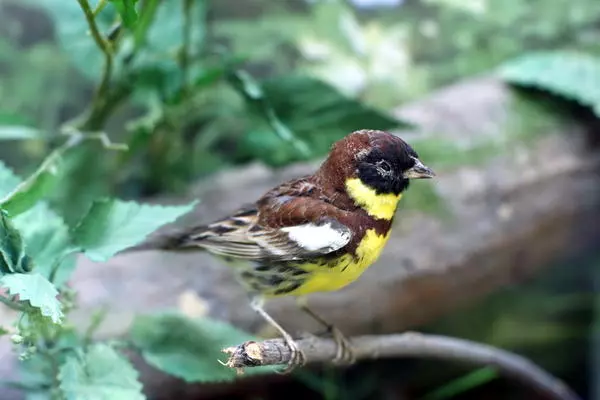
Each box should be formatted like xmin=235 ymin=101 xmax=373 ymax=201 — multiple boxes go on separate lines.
xmin=223 ymin=332 xmax=580 ymax=400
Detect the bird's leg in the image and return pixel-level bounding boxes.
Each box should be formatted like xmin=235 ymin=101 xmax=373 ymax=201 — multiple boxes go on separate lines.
xmin=296 ymin=297 xmax=355 ymax=365
xmin=250 ymin=297 xmax=305 ymax=373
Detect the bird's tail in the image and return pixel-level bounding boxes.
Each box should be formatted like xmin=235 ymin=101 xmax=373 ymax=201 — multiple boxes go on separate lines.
xmin=119 ymin=229 xmax=198 ymax=254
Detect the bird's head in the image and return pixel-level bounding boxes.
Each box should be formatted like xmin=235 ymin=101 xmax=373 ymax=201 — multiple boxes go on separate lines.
xmin=320 ymin=129 xmax=435 ymax=194
xmin=318 ymin=130 xmax=435 ymax=219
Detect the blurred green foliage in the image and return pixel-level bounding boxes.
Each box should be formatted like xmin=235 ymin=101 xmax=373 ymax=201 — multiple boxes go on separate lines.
xmin=217 ymin=0 xmax=600 ymax=108
xmin=2 ymin=0 xmax=596 ymax=223
xmin=1 ymin=0 xmax=598 ymax=217
xmin=500 ymin=51 xmax=600 ymax=115
xmin=0 ymin=122 xmax=260 ymax=399
xmin=0 ymin=0 xmax=599 ymax=397
xmin=0 ymin=0 xmax=407 ymax=225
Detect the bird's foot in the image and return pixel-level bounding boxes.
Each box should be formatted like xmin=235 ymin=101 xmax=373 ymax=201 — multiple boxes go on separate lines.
xmin=328 ymin=325 xmax=356 ymax=365
xmin=276 ymin=332 xmax=306 ymax=374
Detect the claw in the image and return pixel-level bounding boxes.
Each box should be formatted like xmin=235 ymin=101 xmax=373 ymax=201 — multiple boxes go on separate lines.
xmin=296 ymin=297 xmax=356 ymax=366
xmin=276 ymin=334 xmax=306 ymax=374
xmin=330 ymin=326 xmax=355 ymax=365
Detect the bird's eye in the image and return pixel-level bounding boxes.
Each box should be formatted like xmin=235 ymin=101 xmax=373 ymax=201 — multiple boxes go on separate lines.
xmin=377 ymin=160 xmax=392 ymax=172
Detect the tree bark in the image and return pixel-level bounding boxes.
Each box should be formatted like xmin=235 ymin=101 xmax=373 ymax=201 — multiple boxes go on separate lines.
xmin=222 ymin=333 xmax=579 ymax=400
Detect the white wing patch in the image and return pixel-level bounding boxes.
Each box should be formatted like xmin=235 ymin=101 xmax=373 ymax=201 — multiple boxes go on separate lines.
xmin=281 ymin=222 xmax=351 ymax=253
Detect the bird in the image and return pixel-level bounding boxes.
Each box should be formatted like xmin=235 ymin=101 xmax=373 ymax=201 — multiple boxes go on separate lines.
xmin=127 ymin=129 xmax=435 ymax=372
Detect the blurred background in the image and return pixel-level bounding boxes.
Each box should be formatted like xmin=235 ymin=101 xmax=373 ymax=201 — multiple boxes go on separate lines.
xmin=2 ymin=0 xmax=600 ymax=399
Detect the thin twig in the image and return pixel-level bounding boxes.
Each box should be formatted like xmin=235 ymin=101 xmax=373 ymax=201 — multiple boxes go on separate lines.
xmin=92 ymin=0 xmax=109 ymax=17
xmin=223 ymin=332 xmax=580 ymax=400
xmin=77 ymin=0 xmax=113 ymax=84
xmin=75 ymin=0 xmax=116 ymax=131
xmin=180 ymin=0 xmax=193 ymax=97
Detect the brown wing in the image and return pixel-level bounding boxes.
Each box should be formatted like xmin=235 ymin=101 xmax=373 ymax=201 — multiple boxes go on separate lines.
xmin=177 ymin=177 xmax=353 ymax=261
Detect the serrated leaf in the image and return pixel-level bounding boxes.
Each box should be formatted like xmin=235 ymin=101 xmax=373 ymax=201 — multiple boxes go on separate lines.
xmin=0 ymin=273 xmax=62 ymax=323
xmin=1 ymin=149 xmax=63 ymax=217
xmin=0 ymin=212 xmax=34 ymax=274
xmin=498 ymin=51 xmax=600 ymax=116
xmin=13 ymin=204 xmax=75 ymax=286
xmin=59 ymin=344 xmax=144 ymax=400
xmin=110 ymin=0 xmax=139 ymax=29
xmin=130 ymin=312 xmax=274 ymax=382
xmin=0 ymin=125 xmax=41 ymax=140
xmin=72 ymin=199 xmax=197 ymax=262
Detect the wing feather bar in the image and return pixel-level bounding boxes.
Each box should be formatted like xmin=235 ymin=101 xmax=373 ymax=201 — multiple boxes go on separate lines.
xmin=280 ymin=219 xmax=351 ymax=254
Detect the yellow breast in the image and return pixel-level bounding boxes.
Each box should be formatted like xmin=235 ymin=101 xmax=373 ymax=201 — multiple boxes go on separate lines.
xmin=284 ymin=228 xmax=392 ymax=296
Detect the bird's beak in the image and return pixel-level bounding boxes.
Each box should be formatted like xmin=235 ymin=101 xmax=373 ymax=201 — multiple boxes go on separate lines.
xmin=404 ymin=159 xmax=435 ymax=179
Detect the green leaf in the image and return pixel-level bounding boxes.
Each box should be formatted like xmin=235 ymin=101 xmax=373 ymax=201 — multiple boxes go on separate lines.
xmin=228 ymin=70 xmax=312 ymax=158
xmin=422 ymin=367 xmax=498 ymax=400
xmin=143 ymin=0 xmax=206 ymax=54
xmin=0 ymin=211 xmax=34 ymax=274
xmin=26 ymin=393 xmax=53 ymax=400
xmin=110 ymin=0 xmax=139 ymax=29
xmin=263 ymin=74 xmax=411 ymax=132
xmin=130 ymin=312 xmax=274 ymax=382
xmin=0 ymin=112 xmax=33 ymax=126
xmin=1 ymin=149 xmax=63 ymax=217
xmin=237 ymin=74 xmax=411 ymax=166
xmin=59 ymin=344 xmax=144 ymax=400
xmin=13 ymin=204 xmax=75 ymax=286
xmin=72 ymin=199 xmax=197 ymax=262
xmin=0 ymin=273 xmax=62 ymax=323
xmin=129 ymin=0 xmax=207 ymax=100
xmin=499 ymin=51 xmax=600 ymax=116
xmin=132 ymin=0 xmax=159 ymax=48
xmin=0 ymin=126 xmax=41 ymax=140
xmin=19 ymin=351 xmax=56 ymax=399
xmin=50 ymin=143 xmax=112 ymax=226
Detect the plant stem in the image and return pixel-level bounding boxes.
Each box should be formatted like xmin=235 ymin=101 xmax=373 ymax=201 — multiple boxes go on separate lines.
xmin=75 ymin=0 xmax=120 ymax=132
xmin=180 ymin=0 xmax=193 ymax=97
xmin=84 ymin=306 xmax=109 ymax=344
xmin=0 ymin=296 xmax=28 ymax=312
xmin=92 ymin=0 xmax=109 ymax=16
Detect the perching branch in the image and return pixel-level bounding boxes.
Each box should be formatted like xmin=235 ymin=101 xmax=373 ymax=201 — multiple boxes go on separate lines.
xmin=223 ymin=332 xmax=580 ymax=400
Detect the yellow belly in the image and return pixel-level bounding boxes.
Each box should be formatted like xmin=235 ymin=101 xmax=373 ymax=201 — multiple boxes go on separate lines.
xmin=282 ymin=228 xmax=392 ymax=296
